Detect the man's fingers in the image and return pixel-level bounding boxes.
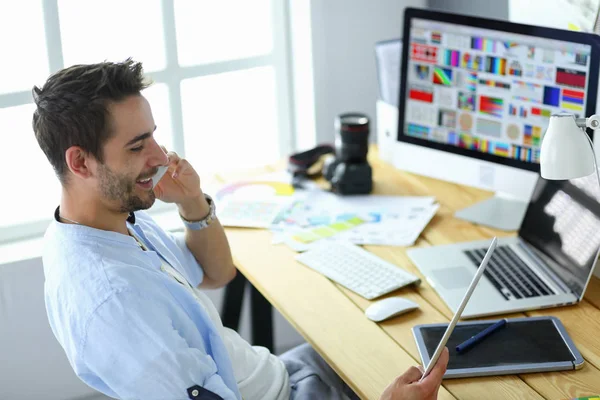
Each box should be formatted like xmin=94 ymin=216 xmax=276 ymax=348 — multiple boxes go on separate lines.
xmin=420 ymin=347 xmax=449 ymax=390
xmin=164 ymin=151 xmax=182 ymax=177
xmin=397 ymin=366 xmax=423 ymax=384
xmin=167 ymin=151 xmax=181 ymax=165
xmin=172 ymin=158 xmax=190 ymax=179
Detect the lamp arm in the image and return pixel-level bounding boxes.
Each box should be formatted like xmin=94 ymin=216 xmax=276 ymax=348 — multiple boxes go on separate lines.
xmin=576 ymin=115 xmax=600 ymax=129
xmin=582 ymin=127 xmax=600 ymax=192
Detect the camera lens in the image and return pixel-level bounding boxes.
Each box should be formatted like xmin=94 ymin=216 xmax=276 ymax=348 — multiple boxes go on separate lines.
xmin=334 ymin=112 xmax=370 ymax=163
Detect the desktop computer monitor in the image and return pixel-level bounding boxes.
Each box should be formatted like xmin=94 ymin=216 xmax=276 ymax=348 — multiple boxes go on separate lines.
xmin=396 ymin=7 xmax=600 ymax=231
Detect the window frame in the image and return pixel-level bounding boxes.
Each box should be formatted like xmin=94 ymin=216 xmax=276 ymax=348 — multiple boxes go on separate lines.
xmin=0 ymin=0 xmax=296 ymax=244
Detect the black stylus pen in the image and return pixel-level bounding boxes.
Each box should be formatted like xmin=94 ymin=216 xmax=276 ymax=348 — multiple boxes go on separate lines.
xmin=456 ymin=319 xmax=507 ymax=353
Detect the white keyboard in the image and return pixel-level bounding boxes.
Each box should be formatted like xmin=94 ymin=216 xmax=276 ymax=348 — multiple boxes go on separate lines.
xmin=296 ymin=241 xmax=421 ymax=299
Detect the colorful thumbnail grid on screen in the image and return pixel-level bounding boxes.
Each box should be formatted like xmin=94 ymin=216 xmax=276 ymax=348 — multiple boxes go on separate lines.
xmin=404 ymin=18 xmax=591 ymax=164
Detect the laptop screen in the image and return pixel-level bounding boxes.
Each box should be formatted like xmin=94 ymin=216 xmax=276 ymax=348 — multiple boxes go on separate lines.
xmin=519 ymin=174 xmax=600 ymax=297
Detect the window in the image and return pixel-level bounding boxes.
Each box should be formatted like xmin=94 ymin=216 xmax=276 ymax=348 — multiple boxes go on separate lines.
xmin=174 ymin=1 xmax=273 ymax=66
xmin=0 ymin=1 xmax=49 ymax=94
xmin=143 ymin=83 xmax=175 ymax=151
xmin=58 ymin=0 xmax=167 ymax=72
xmin=0 ymin=104 xmax=60 ymax=228
xmin=180 ymin=67 xmax=280 ymax=174
xmin=0 ymin=0 xmax=294 ymax=243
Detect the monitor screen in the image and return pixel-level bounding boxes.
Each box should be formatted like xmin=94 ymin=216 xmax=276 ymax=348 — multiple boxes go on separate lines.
xmin=520 ymin=174 xmax=600 ymax=298
xmin=398 ymin=8 xmax=600 ymax=172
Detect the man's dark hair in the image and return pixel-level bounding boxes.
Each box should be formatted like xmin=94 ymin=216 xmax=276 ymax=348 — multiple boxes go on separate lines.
xmin=32 ymin=58 xmax=151 ymax=184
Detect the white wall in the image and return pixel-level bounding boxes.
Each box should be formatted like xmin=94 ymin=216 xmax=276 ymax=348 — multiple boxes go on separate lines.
xmin=307 ymin=0 xmax=426 ymax=146
xmin=508 ymin=0 xmax=598 ymax=32
xmin=428 ymin=0 xmax=508 ymax=19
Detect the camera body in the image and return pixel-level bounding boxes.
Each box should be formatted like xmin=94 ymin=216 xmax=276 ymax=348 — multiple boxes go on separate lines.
xmin=323 ymin=113 xmax=373 ymax=195
xmin=323 ymin=157 xmax=373 ymax=195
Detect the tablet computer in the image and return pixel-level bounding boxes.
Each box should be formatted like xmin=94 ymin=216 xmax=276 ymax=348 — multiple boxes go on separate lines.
xmin=413 ymin=316 xmax=584 ymax=378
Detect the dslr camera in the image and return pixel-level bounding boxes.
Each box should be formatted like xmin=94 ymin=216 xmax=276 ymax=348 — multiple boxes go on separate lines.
xmin=289 ymin=112 xmax=373 ymax=195
xmin=323 ymin=113 xmax=373 ymax=195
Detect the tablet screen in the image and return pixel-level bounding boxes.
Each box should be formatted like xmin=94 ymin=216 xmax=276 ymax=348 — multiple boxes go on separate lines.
xmin=421 ymin=319 xmax=574 ymax=369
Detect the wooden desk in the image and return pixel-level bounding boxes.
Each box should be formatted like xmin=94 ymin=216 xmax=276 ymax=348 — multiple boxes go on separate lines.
xmin=220 ymin=150 xmax=600 ymax=400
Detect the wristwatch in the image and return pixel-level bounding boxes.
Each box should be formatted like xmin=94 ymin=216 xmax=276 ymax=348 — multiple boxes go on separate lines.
xmin=179 ymin=193 xmax=217 ymax=231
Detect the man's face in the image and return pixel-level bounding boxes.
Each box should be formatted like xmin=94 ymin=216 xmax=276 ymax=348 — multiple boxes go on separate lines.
xmin=96 ymin=95 xmax=168 ymax=213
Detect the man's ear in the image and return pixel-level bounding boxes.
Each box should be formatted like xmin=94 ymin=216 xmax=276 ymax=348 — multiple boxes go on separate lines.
xmin=65 ymin=146 xmax=93 ymax=179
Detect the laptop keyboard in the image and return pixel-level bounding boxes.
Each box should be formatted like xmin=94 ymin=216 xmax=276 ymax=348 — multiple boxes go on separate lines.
xmin=464 ymin=245 xmax=555 ymax=300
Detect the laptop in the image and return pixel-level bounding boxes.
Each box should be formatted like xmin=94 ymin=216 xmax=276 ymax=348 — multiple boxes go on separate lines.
xmin=408 ymin=174 xmax=600 ymax=318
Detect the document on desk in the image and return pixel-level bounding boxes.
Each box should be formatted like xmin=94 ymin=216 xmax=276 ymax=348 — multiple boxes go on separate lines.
xmin=271 ymin=192 xmax=435 ymax=229
xmin=337 ymin=203 xmax=440 ymax=246
xmin=211 ymin=172 xmax=318 ymax=228
xmin=274 ymin=192 xmax=439 ymax=251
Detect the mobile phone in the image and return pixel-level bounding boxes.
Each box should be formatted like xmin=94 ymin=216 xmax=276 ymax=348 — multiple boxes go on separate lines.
xmin=152 ymin=166 xmax=169 ymax=188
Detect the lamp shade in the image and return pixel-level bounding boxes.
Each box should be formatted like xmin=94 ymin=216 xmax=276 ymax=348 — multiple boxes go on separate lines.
xmin=540 ymin=114 xmax=595 ymax=180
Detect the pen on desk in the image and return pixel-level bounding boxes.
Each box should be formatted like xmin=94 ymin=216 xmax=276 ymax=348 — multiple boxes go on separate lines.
xmin=456 ymin=318 xmax=507 ymax=353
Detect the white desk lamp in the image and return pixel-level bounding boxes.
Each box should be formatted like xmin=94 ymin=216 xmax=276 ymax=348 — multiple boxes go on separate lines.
xmin=540 ymin=113 xmax=600 ymax=181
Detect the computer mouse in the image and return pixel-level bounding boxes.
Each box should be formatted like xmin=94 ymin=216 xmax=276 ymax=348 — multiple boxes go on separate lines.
xmin=365 ymin=297 xmax=419 ymax=322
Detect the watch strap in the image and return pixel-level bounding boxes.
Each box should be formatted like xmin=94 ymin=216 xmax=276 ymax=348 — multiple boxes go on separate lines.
xmin=179 ymin=194 xmax=216 ymax=231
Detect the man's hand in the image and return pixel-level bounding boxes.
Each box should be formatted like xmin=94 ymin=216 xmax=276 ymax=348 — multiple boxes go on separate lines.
xmin=379 ymin=347 xmax=449 ymax=400
xmin=154 ymin=148 xmax=236 ymax=289
xmin=154 ymin=149 xmax=202 ymax=204
xmin=154 ymin=149 xmax=208 ymax=221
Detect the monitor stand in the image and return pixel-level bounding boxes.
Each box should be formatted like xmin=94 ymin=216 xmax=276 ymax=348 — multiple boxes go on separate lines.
xmin=454 ymin=195 xmax=528 ymax=231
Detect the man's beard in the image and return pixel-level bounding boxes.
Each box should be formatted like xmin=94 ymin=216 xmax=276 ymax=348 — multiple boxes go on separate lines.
xmin=98 ymin=164 xmax=157 ymax=213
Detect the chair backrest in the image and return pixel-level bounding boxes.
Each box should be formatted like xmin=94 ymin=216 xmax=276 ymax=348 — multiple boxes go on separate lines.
xmin=0 ymin=257 xmax=107 ymax=400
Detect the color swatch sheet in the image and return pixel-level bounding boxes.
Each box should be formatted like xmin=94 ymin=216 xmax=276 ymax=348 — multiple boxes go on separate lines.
xmin=214 ymin=175 xmax=439 ymax=248
xmin=214 ymin=172 xmax=302 ymax=228
xmin=286 ymin=216 xmax=368 ymax=251
xmin=272 ymin=191 xmax=439 ymax=251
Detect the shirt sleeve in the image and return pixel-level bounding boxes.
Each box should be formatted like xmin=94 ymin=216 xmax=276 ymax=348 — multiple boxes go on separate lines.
xmin=79 ymin=289 xmax=238 ymax=400
xmin=172 ymin=231 xmax=204 ymax=287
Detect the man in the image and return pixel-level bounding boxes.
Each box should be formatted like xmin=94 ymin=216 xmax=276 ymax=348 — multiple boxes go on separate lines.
xmin=33 ymin=59 xmax=448 ymax=400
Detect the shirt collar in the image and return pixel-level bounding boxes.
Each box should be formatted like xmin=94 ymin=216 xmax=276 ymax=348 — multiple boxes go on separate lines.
xmin=54 ymin=206 xmax=136 ymax=224
xmin=52 ymin=206 xmax=139 ymax=247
